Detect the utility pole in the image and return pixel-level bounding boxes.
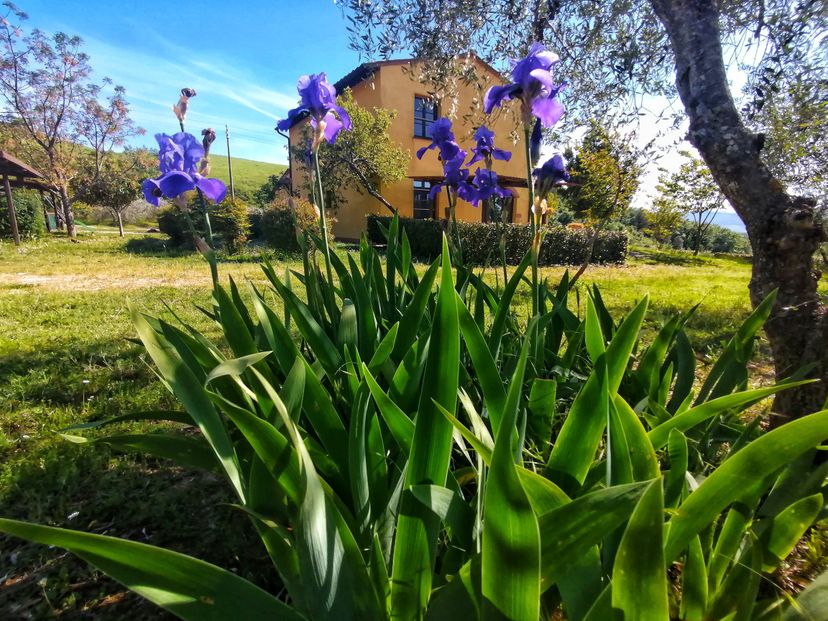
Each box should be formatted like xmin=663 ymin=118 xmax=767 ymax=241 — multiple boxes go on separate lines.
xmin=225 ymin=124 xmax=235 ymax=201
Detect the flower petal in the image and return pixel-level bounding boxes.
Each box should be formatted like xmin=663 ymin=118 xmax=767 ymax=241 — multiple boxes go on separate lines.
xmin=195 ymin=176 xmax=227 ymax=204
xmin=333 ymin=105 xmax=352 ymax=132
xmin=484 ymin=84 xmax=519 ymax=114
xmin=157 ymin=171 xmax=196 ymax=199
xmin=416 ymin=144 xmax=433 ymax=160
xmin=428 ymin=183 xmax=444 ymax=201
xmin=322 ymin=111 xmax=344 ymax=143
xmin=492 ymin=148 xmax=512 ymax=161
xmin=277 ymin=106 xmax=308 ymax=131
xmin=529 ymin=68 xmax=556 ymax=91
xmin=142 ymin=178 xmax=163 ymax=207
xmin=532 ymin=95 xmax=565 ymax=128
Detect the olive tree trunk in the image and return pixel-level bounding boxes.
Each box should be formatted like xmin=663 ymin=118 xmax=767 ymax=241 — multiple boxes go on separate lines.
xmin=651 ymin=0 xmax=828 ymax=425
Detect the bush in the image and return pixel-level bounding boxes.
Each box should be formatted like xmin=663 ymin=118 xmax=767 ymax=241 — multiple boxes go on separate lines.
xmin=156 ymin=204 xmax=199 ymax=246
xmin=367 ymin=215 xmax=627 ymax=265
xmin=0 ymin=189 xmax=45 ymax=240
xmin=211 ymin=197 xmax=250 ymax=253
xmin=156 ymin=193 xmax=251 ymax=253
xmin=261 ymin=190 xmax=333 ymax=252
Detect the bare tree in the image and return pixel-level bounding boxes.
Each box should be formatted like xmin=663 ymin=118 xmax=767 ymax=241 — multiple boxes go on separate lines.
xmin=0 ymin=2 xmax=140 ymax=239
xmin=77 ymin=82 xmax=144 ymax=178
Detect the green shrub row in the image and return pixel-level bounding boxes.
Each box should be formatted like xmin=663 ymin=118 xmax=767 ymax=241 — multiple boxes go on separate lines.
xmin=156 ymin=190 xmax=332 ymax=254
xmin=366 ymin=215 xmax=627 ymax=265
xmin=0 ymin=189 xmax=46 ymax=240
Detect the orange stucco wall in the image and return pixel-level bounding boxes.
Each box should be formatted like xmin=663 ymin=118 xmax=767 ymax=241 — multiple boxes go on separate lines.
xmin=289 ymin=59 xmax=530 ymax=240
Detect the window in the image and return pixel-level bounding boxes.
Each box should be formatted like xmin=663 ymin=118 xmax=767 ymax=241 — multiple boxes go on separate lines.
xmin=413 ymin=180 xmax=435 ymax=219
xmin=483 ymin=194 xmax=515 ymax=224
xmin=414 ymin=96 xmax=438 ymax=138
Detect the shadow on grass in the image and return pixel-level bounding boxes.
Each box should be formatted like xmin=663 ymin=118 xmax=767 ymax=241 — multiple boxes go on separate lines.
xmin=631 ymin=247 xmax=753 ymax=267
xmin=1 ymin=339 xmax=281 ymax=619
xmin=122 ymin=236 xmax=298 ymax=265
xmin=0 ymin=443 xmax=281 ymax=620
xmin=629 ymin=248 xmax=711 ymax=266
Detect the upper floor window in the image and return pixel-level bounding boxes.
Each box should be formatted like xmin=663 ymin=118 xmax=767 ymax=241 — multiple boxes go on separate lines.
xmin=414 ymin=96 xmax=438 ymax=139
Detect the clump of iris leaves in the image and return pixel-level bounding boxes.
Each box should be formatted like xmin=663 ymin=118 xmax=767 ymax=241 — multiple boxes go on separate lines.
xmin=3 ymin=48 xmax=828 ymax=620
xmin=2 ymin=217 xmax=826 ymax=620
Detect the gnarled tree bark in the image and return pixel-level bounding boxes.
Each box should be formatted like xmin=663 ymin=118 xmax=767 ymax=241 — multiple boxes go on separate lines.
xmin=650 ymin=0 xmax=827 ymax=425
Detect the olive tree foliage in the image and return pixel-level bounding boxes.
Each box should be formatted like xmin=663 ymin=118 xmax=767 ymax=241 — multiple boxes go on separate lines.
xmin=341 ymin=0 xmax=828 ymax=423
xmin=292 ymin=89 xmax=409 ymax=214
xmin=0 ymin=2 xmax=141 ymax=238
xmin=747 ymin=77 xmax=827 ymax=201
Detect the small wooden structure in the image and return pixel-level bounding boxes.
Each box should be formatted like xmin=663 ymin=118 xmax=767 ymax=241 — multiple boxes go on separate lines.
xmin=0 ymin=151 xmax=54 ymax=246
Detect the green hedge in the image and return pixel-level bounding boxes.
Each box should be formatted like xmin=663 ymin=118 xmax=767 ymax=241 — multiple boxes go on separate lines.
xmin=367 ymin=216 xmax=627 ymax=265
xmin=0 ymin=189 xmax=45 ymax=240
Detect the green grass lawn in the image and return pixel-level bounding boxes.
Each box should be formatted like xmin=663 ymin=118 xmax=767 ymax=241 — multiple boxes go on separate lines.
xmin=0 ymin=231 xmax=790 ymax=618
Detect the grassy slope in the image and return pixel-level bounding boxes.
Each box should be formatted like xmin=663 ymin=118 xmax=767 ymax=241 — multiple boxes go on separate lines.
xmin=207 ymin=156 xmax=287 ymax=198
xmin=0 ymin=232 xmax=818 ymax=618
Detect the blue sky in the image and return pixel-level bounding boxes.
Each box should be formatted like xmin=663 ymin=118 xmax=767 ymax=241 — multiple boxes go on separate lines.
xmin=12 ymin=0 xmax=745 ymax=230
xmin=20 ymin=0 xmax=364 ymax=164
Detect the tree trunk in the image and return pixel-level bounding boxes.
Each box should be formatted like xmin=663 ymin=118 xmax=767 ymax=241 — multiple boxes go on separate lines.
xmin=53 ymin=199 xmax=64 ymax=230
xmin=570 ymin=227 xmax=600 ymax=287
xmin=651 ymin=0 xmax=828 ymax=425
xmin=39 ymin=191 xmax=52 ymax=233
xmin=59 ymin=185 xmax=76 ymax=239
xmin=116 ymin=211 xmax=124 ymax=237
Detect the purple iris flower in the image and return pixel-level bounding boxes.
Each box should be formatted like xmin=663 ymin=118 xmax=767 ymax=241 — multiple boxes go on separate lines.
xmin=142 ymin=132 xmax=227 ymax=206
xmin=429 ymin=150 xmax=473 ymax=201
xmin=467 ymin=126 xmax=512 ymax=166
xmin=466 ymin=168 xmax=512 ymax=207
xmin=416 ymin=117 xmax=461 ymax=161
xmin=484 ymin=42 xmax=566 ymax=128
xmin=276 ymin=73 xmax=351 ymax=144
xmin=533 ymin=153 xmax=571 ymax=195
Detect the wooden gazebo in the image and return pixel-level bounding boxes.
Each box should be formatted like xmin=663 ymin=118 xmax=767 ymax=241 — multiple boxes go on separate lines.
xmin=0 ymin=151 xmax=55 ymax=246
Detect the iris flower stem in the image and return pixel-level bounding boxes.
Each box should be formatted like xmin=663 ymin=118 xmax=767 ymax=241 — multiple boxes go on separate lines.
xmin=486 ymin=157 xmax=508 ymax=284
xmin=196 ymin=189 xmax=219 ymax=288
xmin=447 ymin=190 xmax=462 ymax=266
xmin=312 ymin=148 xmax=335 ymax=289
xmin=524 ymin=125 xmax=539 ymax=317
xmin=197 ymin=189 xmax=216 ymax=249
xmin=181 ymin=207 xmax=218 ymax=288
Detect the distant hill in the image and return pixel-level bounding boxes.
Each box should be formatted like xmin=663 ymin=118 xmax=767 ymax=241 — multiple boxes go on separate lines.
xmin=208 ymin=156 xmax=287 ymax=199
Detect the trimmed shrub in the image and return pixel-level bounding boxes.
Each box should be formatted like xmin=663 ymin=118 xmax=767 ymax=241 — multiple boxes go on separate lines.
xmin=157 ymin=204 xmax=201 ymax=247
xmin=0 ymin=189 xmax=45 ymax=240
xmin=211 ymin=198 xmax=250 ymax=253
xmin=367 ymin=215 xmax=627 ymax=265
xmin=261 ymin=190 xmax=333 ymax=252
xmin=156 ymin=193 xmax=251 ymax=253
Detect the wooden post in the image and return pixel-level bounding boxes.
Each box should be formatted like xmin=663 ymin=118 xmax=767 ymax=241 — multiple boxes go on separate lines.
xmin=3 ymin=174 xmax=20 ymax=246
